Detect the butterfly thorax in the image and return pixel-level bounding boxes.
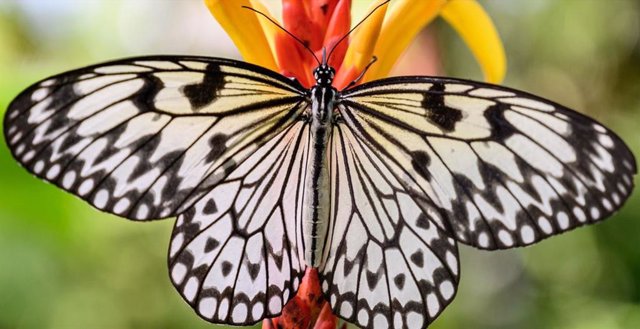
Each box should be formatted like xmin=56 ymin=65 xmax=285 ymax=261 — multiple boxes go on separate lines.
xmin=303 ymin=65 xmax=338 ymax=267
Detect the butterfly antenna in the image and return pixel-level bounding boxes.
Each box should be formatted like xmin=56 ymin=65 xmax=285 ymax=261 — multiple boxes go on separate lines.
xmin=327 ymin=0 xmax=390 ymax=63
xmin=242 ymin=6 xmax=321 ymax=66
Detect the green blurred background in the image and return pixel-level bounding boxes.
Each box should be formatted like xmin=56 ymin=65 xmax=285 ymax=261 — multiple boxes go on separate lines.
xmin=0 ymin=0 xmax=639 ymax=328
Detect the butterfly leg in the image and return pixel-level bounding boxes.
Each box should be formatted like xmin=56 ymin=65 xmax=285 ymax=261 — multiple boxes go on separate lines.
xmin=342 ymin=56 xmax=378 ymax=90
xmin=332 ymin=113 xmax=344 ymax=125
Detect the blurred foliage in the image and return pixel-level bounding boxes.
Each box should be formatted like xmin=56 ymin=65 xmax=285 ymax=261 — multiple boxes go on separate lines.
xmin=0 ymin=1 xmax=638 ymax=329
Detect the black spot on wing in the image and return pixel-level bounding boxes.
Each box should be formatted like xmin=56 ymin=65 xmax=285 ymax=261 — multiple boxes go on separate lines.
xmin=206 ymin=134 xmax=228 ymax=163
xmin=133 ymin=73 xmax=164 ymax=112
xmin=484 ymin=103 xmax=515 ymax=141
xmin=204 ymin=237 xmax=220 ymax=253
xmin=423 ymin=83 xmax=463 ymax=132
xmin=411 ymin=151 xmax=431 ymax=181
xmin=221 ymin=261 xmax=233 ymax=277
xmin=203 ymin=199 xmax=218 ymax=215
xmin=247 ymin=261 xmax=261 ymax=281
xmin=393 ymin=273 xmax=406 ymax=289
xmin=426 ymin=106 xmax=463 ymax=132
xmin=366 ymin=270 xmax=382 ymax=290
xmin=410 ymin=250 xmax=424 ymax=267
xmin=182 ymin=63 xmax=224 ymax=110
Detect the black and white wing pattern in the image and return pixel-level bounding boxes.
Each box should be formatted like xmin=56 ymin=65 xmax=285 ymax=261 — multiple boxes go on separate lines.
xmin=6 ymin=53 xmax=636 ymax=329
xmin=4 ymin=56 xmax=306 ymax=220
xmin=169 ymin=121 xmax=310 ymax=325
xmin=340 ymin=77 xmax=636 ymax=250
xmin=319 ymin=124 xmax=459 ymax=328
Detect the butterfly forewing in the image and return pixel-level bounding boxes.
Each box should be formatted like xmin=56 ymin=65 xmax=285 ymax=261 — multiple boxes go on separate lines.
xmin=4 ymin=56 xmax=306 ymax=220
xmin=341 ymin=77 xmax=636 ymax=250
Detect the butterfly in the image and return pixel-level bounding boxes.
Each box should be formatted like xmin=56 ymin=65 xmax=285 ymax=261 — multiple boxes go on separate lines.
xmin=4 ymin=36 xmax=636 ymax=329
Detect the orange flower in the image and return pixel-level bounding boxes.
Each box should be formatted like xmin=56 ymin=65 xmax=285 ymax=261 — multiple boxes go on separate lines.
xmin=205 ymin=0 xmax=506 ymax=90
xmin=262 ymin=268 xmax=331 ymax=328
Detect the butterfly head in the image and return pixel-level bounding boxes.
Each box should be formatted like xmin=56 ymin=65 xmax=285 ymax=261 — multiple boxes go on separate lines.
xmin=314 ymin=48 xmax=335 ymax=85
xmin=313 ymin=65 xmax=335 ymax=86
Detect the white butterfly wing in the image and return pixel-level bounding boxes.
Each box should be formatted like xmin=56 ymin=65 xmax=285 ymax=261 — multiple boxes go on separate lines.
xmin=319 ymin=124 xmax=460 ymax=328
xmin=4 ymin=56 xmax=306 ymax=220
xmin=341 ymin=77 xmax=636 ymax=250
xmin=168 ymin=121 xmax=310 ymax=325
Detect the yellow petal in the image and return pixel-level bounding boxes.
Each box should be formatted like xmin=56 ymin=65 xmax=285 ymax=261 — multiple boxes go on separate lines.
xmin=440 ymin=0 xmax=506 ymax=83
xmin=338 ymin=0 xmax=388 ymax=77
xmin=204 ymin=0 xmax=278 ymax=71
xmin=248 ymin=0 xmax=279 ymax=62
xmin=364 ymin=0 xmax=447 ymax=82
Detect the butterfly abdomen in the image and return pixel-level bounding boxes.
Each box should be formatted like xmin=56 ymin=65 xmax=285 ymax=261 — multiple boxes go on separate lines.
xmin=303 ymin=85 xmax=338 ymax=267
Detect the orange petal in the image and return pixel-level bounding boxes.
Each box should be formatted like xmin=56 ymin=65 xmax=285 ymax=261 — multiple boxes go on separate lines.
xmin=332 ymin=65 xmax=358 ymax=90
xmin=311 ymin=0 xmax=340 ymax=34
xmin=204 ymin=0 xmax=277 ymax=70
xmin=297 ymin=268 xmax=324 ymax=312
xmin=334 ymin=0 xmax=388 ymax=89
xmin=440 ymin=0 xmax=506 ymax=83
xmin=363 ymin=0 xmax=446 ymax=82
xmin=283 ymin=0 xmax=323 ymax=51
xmin=323 ymin=0 xmax=351 ymax=68
xmin=248 ymin=0 xmax=279 ymax=61
xmin=282 ymin=0 xmax=324 ymax=82
xmin=312 ymin=303 xmax=338 ymax=329
xmin=274 ymin=296 xmax=312 ymax=328
xmin=266 ymin=269 xmax=326 ymax=328
xmin=275 ymin=31 xmax=313 ymax=87
xmin=262 ymin=319 xmax=275 ymax=329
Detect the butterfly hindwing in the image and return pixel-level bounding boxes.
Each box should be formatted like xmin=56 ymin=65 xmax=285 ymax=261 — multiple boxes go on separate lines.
xmin=4 ymin=56 xmax=306 ymax=220
xmin=341 ymin=77 xmax=636 ymax=250
xmin=319 ymin=123 xmax=460 ymax=328
xmin=168 ymin=120 xmax=310 ymax=325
